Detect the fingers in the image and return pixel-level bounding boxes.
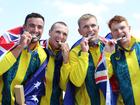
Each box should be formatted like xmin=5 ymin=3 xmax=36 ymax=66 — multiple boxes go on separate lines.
xmin=19 ymin=31 xmax=32 ymax=47
xmin=80 ymin=37 xmax=89 ymax=52
xmin=104 ymin=39 xmax=116 ymax=53
xmin=61 ymin=43 xmax=69 ymax=64
xmin=86 ymin=35 xmax=93 ymax=41
xmin=106 ymin=40 xmax=115 ymax=46
xmin=98 ymin=36 xmax=108 ymax=44
xmin=82 ymin=37 xmax=89 ymax=45
xmin=60 ymin=42 xmax=69 ymax=52
xmin=58 ymin=41 xmax=62 ymax=47
xmin=22 ymin=31 xmax=32 ymax=41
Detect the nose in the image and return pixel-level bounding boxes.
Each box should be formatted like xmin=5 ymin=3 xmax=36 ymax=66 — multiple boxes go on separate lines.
xmin=58 ymin=33 xmax=64 ymax=39
xmin=58 ymin=32 xmax=67 ymax=42
xmin=88 ymin=26 xmax=93 ymax=31
xmin=34 ymin=26 xmax=39 ymax=33
xmin=117 ymin=29 xmax=123 ymax=35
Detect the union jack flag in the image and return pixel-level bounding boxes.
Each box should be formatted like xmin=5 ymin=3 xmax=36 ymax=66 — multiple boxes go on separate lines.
xmin=0 ymin=26 xmax=23 ymax=60
xmin=95 ymin=53 xmax=108 ymax=84
xmin=95 ymin=52 xmax=115 ymax=105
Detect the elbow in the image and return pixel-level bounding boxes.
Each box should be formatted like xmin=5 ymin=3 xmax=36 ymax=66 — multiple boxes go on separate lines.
xmin=73 ymin=82 xmax=83 ymax=87
xmin=71 ymin=80 xmax=83 ymax=87
xmin=69 ymin=74 xmax=84 ymax=87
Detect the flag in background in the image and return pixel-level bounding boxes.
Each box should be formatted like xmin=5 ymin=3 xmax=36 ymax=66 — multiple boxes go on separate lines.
xmin=39 ymin=39 xmax=48 ymax=48
xmin=95 ymin=52 xmax=114 ymax=105
xmin=0 ymin=26 xmax=22 ymax=60
xmin=104 ymin=32 xmax=119 ymax=105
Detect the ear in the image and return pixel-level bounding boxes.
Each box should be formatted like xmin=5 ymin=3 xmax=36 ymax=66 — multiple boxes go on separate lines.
xmin=49 ymin=30 xmax=51 ymax=36
xmin=128 ymin=26 xmax=131 ymax=31
xmin=23 ymin=25 xmax=26 ymax=31
xmin=97 ymin=25 xmax=99 ymax=30
xmin=110 ymin=32 xmax=115 ymax=38
xmin=78 ymin=28 xmax=82 ymax=35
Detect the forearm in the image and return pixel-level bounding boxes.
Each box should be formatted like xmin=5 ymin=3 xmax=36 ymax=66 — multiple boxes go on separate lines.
xmin=59 ymin=63 xmax=71 ymax=91
xmin=11 ymin=44 xmax=24 ymax=58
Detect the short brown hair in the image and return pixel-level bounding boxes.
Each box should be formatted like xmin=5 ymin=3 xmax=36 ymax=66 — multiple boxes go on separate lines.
xmin=78 ymin=13 xmax=97 ymax=27
xmin=108 ymin=15 xmax=128 ymax=29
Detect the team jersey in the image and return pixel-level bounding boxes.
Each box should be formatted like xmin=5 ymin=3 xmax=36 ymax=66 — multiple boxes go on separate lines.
xmin=110 ymin=36 xmax=140 ymax=105
xmin=63 ymin=40 xmax=105 ymax=105
xmin=0 ymin=43 xmax=46 ymax=105
xmin=40 ymin=44 xmax=63 ymax=105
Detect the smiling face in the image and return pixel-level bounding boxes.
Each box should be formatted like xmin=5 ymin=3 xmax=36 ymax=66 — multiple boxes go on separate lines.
xmin=24 ymin=17 xmax=44 ymax=43
xmin=78 ymin=17 xmax=99 ymax=38
xmin=110 ymin=21 xmax=131 ymax=48
xmin=49 ymin=22 xmax=68 ymax=50
xmin=108 ymin=15 xmax=131 ymax=48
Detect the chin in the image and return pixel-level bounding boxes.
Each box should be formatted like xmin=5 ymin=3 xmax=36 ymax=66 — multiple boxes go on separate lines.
xmin=121 ymin=40 xmax=128 ymax=45
xmin=31 ymin=41 xmax=38 ymax=44
xmin=57 ymin=45 xmax=62 ymax=50
xmin=52 ymin=44 xmax=59 ymax=50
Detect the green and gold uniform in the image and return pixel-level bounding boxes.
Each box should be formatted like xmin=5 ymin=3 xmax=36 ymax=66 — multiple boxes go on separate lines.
xmin=0 ymin=43 xmax=46 ymax=105
xmin=109 ymin=36 xmax=140 ymax=105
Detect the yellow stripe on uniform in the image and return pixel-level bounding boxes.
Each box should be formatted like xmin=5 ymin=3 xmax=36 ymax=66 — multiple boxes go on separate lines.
xmin=0 ymin=51 xmax=16 ymax=103
xmin=125 ymin=49 xmax=140 ymax=105
xmin=40 ymin=56 xmax=55 ymax=105
xmin=11 ymin=50 xmax=31 ymax=105
xmin=37 ymin=45 xmax=47 ymax=64
xmin=0 ymin=52 xmax=16 ymax=75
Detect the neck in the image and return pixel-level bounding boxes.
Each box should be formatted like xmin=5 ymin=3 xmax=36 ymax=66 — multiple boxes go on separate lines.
xmin=122 ymin=41 xmax=131 ymax=49
xmin=28 ymin=42 xmax=38 ymax=51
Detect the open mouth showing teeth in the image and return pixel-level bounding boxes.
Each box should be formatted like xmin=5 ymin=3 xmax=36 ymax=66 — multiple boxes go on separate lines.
xmin=116 ymin=35 xmax=126 ymax=42
xmin=31 ymin=34 xmax=40 ymax=43
xmin=87 ymin=33 xmax=95 ymax=37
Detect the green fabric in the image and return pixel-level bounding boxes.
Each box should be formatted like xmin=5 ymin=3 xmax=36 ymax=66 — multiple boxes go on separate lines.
xmin=111 ymin=42 xmax=140 ymax=105
xmin=2 ymin=50 xmax=41 ymax=105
